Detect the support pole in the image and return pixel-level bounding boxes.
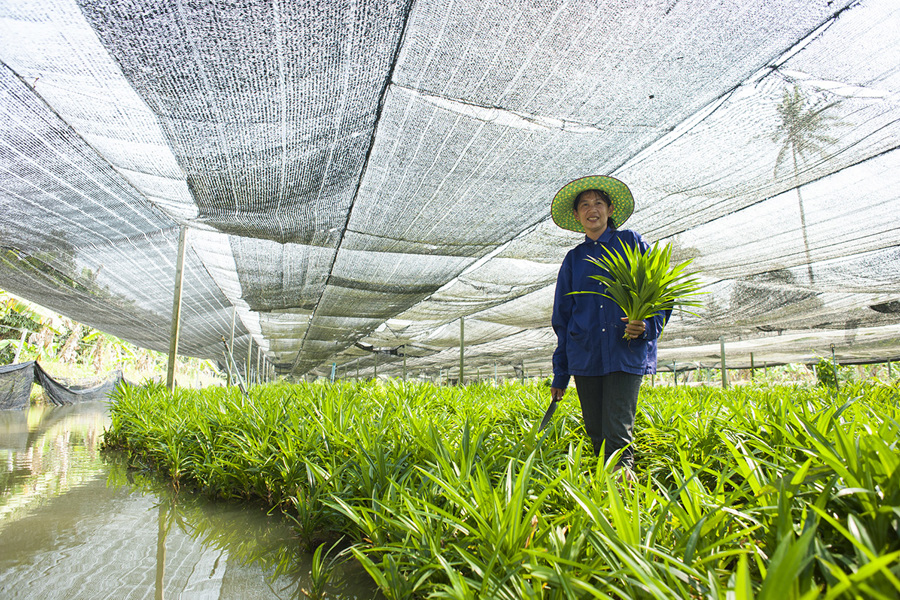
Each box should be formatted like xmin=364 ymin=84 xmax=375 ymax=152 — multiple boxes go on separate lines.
xmin=750 ymin=352 xmax=755 ymax=381
xmin=166 ymin=226 xmax=188 ymax=391
xmin=223 ymin=347 xmax=233 ymax=385
xmin=720 ymin=336 xmax=728 ymax=389
xmin=13 ymin=329 xmax=27 ymax=363
xmin=402 ymin=346 xmax=407 ymax=382
xmin=257 ymin=346 xmax=262 ymax=385
xmin=246 ymin=336 xmax=253 ymax=389
xmin=221 ymin=336 xmax=247 ymax=395
xmin=831 ymin=343 xmax=839 ymax=392
xmin=330 ymin=362 xmax=336 ymax=383
xmin=459 ymin=317 xmax=465 ymax=385
xmin=374 ymin=352 xmax=378 ymax=379
xmin=229 ymin=306 xmax=236 ymax=385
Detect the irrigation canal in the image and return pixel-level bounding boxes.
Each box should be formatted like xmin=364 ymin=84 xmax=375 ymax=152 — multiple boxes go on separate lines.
xmin=0 ymin=401 xmax=378 ymax=599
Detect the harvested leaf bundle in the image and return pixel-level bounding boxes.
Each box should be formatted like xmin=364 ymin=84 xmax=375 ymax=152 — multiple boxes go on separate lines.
xmin=571 ymin=241 xmax=704 ymax=337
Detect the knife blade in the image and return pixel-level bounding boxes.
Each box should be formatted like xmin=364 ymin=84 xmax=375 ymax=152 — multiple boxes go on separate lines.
xmin=538 ymin=399 xmax=559 ymax=431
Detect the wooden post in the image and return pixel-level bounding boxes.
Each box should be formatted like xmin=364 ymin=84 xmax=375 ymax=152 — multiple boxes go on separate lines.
xmin=166 ymin=227 xmax=188 ymax=391
xmin=223 ymin=347 xmax=233 ymax=384
xmin=246 ymin=336 xmax=253 ymax=389
xmin=256 ymin=346 xmax=262 ymax=385
xmin=750 ymin=352 xmax=755 ymax=381
xmin=674 ymin=360 xmax=678 ymax=387
xmin=720 ymin=336 xmax=728 ymax=389
xmin=459 ymin=317 xmax=465 ymax=385
xmin=374 ymin=352 xmax=378 ymax=379
xmin=13 ymin=329 xmax=27 ymax=363
xmin=402 ymin=345 xmax=407 ymax=382
xmin=831 ymin=344 xmax=839 ymax=392
xmin=229 ymin=306 xmax=236 ymax=385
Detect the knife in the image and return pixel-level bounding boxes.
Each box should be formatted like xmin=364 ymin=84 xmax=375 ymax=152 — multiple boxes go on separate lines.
xmin=538 ymin=399 xmax=560 ymax=431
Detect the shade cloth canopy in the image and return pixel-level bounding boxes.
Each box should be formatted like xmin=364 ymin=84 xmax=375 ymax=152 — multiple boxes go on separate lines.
xmin=1 ymin=0 xmax=898 ymax=379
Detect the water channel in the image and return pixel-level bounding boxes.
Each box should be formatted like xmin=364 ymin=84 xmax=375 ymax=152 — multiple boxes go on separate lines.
xmin=0 ymin=401 xmax=379 ymax=599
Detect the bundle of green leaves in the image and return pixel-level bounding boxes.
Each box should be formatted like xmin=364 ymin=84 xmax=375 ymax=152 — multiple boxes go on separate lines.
xmin=571 ymin=241 xmax=704 ymax=337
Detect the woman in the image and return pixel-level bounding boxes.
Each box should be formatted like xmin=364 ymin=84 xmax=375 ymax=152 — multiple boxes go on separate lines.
xmin=549 ymin=175 xmax=669 ymax=473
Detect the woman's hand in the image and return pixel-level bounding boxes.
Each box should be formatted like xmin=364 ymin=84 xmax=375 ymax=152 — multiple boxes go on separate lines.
xmin=622 ymin=318 xmax=646 ymax=339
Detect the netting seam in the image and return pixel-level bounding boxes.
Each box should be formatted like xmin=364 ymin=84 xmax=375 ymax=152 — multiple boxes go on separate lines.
xmin=290 ymin=0 xmax=417 ymax=375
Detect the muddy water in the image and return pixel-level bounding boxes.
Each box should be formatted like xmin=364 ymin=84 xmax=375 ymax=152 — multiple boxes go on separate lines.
xmin=0 ymin=402 xmax=378 ymax=600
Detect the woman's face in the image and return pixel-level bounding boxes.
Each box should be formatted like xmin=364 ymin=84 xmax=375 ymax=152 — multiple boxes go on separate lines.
xmin=573 ymin=190 xmax=613 ymax=239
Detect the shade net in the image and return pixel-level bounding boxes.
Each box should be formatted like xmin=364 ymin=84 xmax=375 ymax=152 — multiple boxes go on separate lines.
xmin=0 ymin=361 xmax=123 ymax=409
xmin=1 ymin=0 xmax=898 ymax=381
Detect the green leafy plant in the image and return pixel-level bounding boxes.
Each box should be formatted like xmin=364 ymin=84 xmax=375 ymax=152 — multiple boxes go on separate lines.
xmin=815 ymin=357 xmax=838 ymax=388
xmin=301 ymin=539 xmax=348 ymax=599
xmin=570 ymin=241 xmax=705 ymax=337
xmin=101 ymin=379 xmax=900 ymax=599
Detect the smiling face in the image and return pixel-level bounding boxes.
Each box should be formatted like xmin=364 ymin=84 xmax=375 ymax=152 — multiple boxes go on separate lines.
xmin=573 ymin=189 xmax=614 ymax=240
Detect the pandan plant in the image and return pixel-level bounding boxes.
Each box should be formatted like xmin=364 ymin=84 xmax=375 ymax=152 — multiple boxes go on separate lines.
xmin=571 ymin=241 xmax=704 ymax=337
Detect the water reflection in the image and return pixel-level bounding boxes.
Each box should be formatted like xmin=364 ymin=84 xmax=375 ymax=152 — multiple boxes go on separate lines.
xmin=0 ymin=402 xmax=378 ymax=599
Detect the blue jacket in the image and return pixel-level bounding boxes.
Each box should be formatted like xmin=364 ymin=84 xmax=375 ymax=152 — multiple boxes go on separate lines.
xmin=551 ymin=228 xmax=670 ymax=389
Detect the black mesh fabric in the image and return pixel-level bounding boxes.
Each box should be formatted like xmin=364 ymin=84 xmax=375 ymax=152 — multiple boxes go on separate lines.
xmin=0 ymin=361 xmax=124 ymax=410
xmin=0 ymin=362 xmax=36 ymax=411
xmin=33 ymin=362 xmax=124 ymax=407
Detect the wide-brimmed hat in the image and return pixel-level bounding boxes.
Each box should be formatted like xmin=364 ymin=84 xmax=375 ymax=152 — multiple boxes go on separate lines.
xmin=550 ymin=175 xmax=634 ymax=233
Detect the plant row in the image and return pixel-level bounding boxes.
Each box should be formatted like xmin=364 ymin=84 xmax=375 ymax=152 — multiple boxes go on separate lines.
xmin=102 ymin=379 xmax=900 ymax=599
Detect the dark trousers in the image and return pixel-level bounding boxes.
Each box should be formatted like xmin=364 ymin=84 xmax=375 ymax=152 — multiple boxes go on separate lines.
xmin=574 ymin=372 xmax=642 ymax=468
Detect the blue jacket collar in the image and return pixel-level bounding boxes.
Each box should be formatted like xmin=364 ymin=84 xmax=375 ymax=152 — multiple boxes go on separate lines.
xmin=582 ymin=227 xmax=617 ymax=245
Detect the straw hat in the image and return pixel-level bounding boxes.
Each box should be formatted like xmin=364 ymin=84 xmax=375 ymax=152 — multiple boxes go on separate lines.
xmin=550 ymin=175 xmax=634 ymax=233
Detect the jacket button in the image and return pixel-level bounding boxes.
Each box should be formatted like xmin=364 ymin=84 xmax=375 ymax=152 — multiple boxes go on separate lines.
xmin=602 ymin=328 xmax=606 ymax=332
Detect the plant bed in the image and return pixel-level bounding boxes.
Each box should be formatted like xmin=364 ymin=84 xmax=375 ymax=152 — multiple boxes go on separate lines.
xmin=103 ymin=379 xmax=900 ymax=599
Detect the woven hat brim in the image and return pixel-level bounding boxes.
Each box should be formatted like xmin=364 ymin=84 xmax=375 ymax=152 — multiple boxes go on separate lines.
xmin=551 ymin=176 xmax=635 ymax=233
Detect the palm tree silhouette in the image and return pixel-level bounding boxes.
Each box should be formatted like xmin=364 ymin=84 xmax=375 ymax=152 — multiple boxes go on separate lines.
xmin=772 ymin=85 xmax=840 ymax=284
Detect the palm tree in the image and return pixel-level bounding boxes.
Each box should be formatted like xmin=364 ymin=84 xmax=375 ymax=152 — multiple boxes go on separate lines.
xmin=772 ymin=85 xmax=840 ymax=284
